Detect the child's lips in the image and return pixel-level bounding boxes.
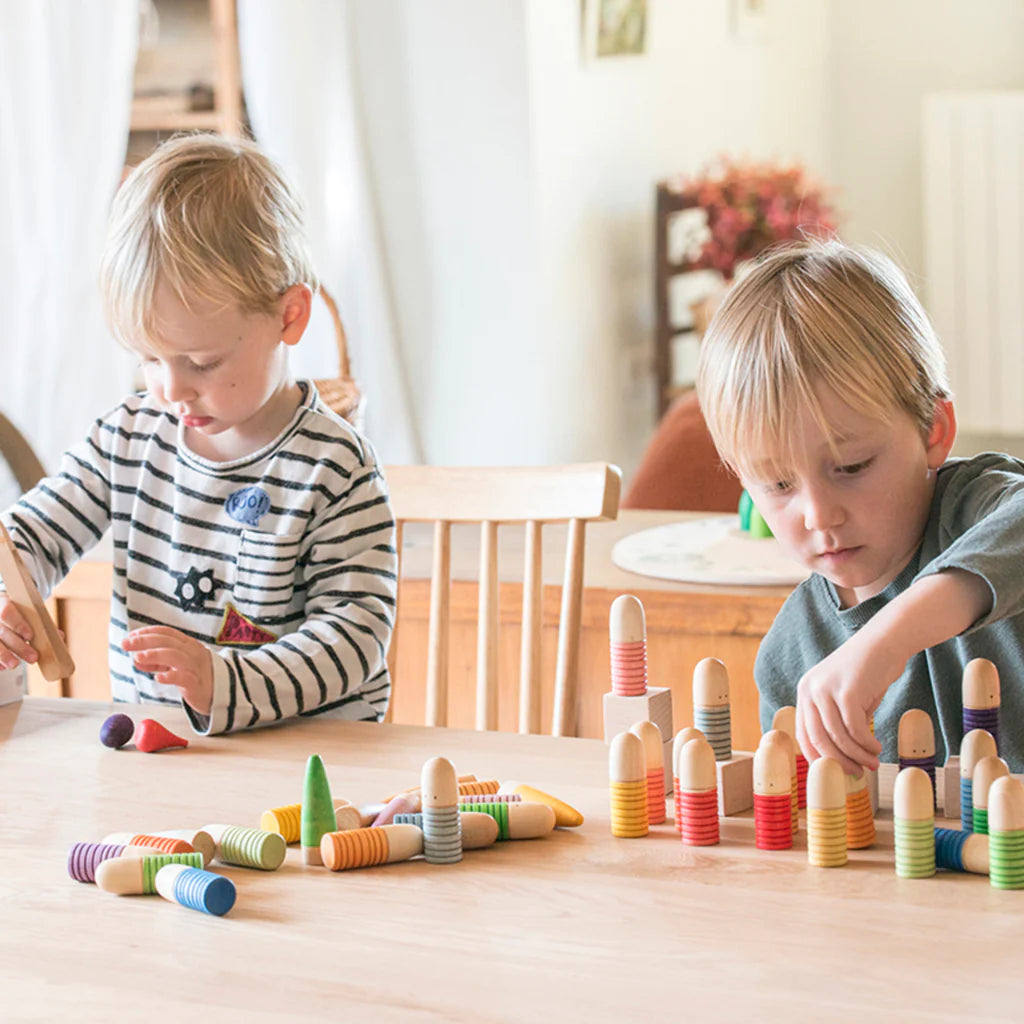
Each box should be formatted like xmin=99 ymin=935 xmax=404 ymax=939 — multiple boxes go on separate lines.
xmin=182 ymin=415 xmax=213 ymax=428
xmin=819 ymin=545 xmax=861 ymax=564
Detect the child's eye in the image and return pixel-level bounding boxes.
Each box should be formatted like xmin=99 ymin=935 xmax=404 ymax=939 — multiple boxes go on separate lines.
xmin=763 ymin=480 xmax=792 ymax=496
xmin=189 ymin=359 xmax=222 ymax=373
xmin=836 ymin=458 xmax=874 ymax=476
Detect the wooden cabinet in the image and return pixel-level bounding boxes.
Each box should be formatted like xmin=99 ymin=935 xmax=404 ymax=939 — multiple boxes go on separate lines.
xmin=128 ymin=0 xmax=244 ymax=165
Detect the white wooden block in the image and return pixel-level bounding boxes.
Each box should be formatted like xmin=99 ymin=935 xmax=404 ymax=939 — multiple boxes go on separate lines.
xmin=602 ymin=687 xmax=673 ymax=746
xmin=0 ymin=664 xmax=25 ymax=706
xmin=716 ymin=751 xmax=753 ymax=816
xmin=940 ymin=756 xmax=960 ymax=819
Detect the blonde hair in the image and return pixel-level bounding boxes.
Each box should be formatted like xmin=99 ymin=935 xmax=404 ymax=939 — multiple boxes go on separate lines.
xmin=100 ymin=133 xmax=318 ymax=347
xmin=696 ymin=240 xmax=950 ymax=480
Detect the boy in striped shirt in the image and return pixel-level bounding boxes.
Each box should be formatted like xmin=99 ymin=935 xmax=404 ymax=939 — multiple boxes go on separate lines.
xmin=0 ymin=134 xmax=396 ymax=733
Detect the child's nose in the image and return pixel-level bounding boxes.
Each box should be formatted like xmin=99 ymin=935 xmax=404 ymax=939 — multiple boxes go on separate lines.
xmin=801 ymin=483 xmax=843 ymax=532
xmin=162 ymin=367 xmax=196 ymax=403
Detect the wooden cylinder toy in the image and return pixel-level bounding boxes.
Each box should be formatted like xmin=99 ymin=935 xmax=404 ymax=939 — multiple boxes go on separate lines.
xmin=155 ymin=864 xmax=236 ymax=916
xmin=959 ymin=728 xmax=998 ymax=831
xmin=771 ymin=728 xmax=799 ymax=834
xmin=261 ymin=800 xmax=356 ymax=843
xmin=753 ymin=732 xmax=793 ymax=851
xmin=370 ymin=793 xmax=421 ymax=828
xmin=496 ymin=781 xmax=584 ymax=827
xmin=934 ymin=827 xmax=989 ymax=875
xmin=893 ymin=766 xmax=935 ymax=879
xmin=392 ymin=811 xmax=499 ymax=850
xmin=972 ymin=756 xmax=1010 ymax=835
xmin=67 ymin=842 xmax=127 ymax=883
xmin=806 ymin=757 xmax=847 ymax=867
xmin=676 ymin=736 xmax=719 ymax=846
xmin=898 ymin=709 xmax=936 ymax=807
xmin=94 ymin=852 xmax=204 ymax=895
xmin=301 ymin=753 xmax=337 ymax=866
xmin=988 ymin=775 xmax=1024 ymax=890
xmin=321 ymin=823 xmax=424 ymax=871
xmin=962 ymin=657 xmax=1000 ymax=751
xmin=772 ymin=705 xmax=808 ymax=808
xmin=672 ymin=726 xmax=704 ymax=833
xmin=150 ymin=829 xmax=216 ymax=867
xmin=203 ymin=824 xmax=287 ymax=871
xmin=609 ymin=730 xmax=648 ymax=838
xmin=629 ymin=720 xmax=666 ymax=825
xmin=609 ymin=594 xmax=647 ymax=696
xmin=693 ymin=658 xmax=731 ymax=761
xmin=456 ymin=801 xmax=556 ymax=840
xmin=99 ymin=833 xmax=194 ymax=856
xmin=845 ymin=771 xmax=876 ymax=849
xmin=422 ymin=756 xmax=462 ymax=864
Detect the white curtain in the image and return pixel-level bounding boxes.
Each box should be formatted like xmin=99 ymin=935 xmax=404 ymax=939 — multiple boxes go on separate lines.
xmin=237 ymin=0 xmax=421 ymax=464
xmin=0 ymin=1 xmax=139 ymax=474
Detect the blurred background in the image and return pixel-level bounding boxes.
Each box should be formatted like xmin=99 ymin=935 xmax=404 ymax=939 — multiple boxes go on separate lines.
xmin=1 ymin=0 xmax=1022 ymax=499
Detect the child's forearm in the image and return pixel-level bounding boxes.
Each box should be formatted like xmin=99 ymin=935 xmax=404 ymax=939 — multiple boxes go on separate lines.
xmin=855 ymin=568 xmax=991 ymax=677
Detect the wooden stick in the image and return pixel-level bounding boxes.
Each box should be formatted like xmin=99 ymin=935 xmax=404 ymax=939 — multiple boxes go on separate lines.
xmin=0 ymin=523 xmax=74 ymax=681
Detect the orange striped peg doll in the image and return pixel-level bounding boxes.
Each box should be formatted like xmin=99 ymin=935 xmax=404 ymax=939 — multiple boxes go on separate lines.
xmin=630 ymin=720 xmax=666 ymax=825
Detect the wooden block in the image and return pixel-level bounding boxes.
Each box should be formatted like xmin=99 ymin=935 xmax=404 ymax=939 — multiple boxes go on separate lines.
xmin=716 ymin=751 xmax=753 ymax=816
xmin=940 ymin=756 xmax=960 ymax=819
xmin=602 ymin=686 xmax=673 ymax=745
xmin=0 ymin=664 xmax=25 ymax=706
xmin=0 ymin=524 xmax=74 ymax=681
xmin=877 ymin=762 xmax=898 ymax=811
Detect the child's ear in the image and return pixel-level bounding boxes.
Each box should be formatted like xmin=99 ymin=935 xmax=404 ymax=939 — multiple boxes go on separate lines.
xmin=925 ymin=398 xmax=957 ymax=469
xmin=279 ymin=284 xmax=312 ymax=347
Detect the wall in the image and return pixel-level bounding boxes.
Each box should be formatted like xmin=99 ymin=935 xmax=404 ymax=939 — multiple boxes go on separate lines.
xmin=828 ymin=0 xmax=1024 ymax=279
xmin=354 ymin=0 xmax=831 ymax=472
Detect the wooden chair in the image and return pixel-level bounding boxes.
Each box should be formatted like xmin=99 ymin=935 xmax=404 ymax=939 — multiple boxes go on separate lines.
xmin=385 ymin=463 xmax=621 ymax=737
xmin=0 ymin=412 xmax=46 ymax=494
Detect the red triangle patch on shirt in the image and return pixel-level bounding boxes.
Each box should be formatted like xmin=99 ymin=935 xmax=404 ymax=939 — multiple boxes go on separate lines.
xmin=216 ymin=603 xmax=278 ymax=646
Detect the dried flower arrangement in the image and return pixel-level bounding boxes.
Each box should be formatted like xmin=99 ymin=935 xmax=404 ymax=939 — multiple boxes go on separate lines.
xmin=667 ymin=158 xmax=839 ymax=281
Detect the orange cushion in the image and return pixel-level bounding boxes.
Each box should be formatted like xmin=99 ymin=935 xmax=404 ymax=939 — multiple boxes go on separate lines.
xmin=623 ymin=391 xmax=743 ymax=512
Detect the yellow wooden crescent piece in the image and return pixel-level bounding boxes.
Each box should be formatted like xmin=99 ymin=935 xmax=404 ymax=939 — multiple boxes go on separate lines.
xmin=497 ymin=781 xmax=585 ymax=827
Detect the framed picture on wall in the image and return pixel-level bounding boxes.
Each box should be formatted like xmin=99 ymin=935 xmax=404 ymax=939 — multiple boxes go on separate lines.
xmin=582 ymin=0 xmax=648 ymax=61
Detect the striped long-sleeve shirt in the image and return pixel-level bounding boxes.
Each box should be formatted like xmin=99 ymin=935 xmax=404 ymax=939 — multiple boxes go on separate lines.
xmin=3 ymin=383 xmax=396 ymax=734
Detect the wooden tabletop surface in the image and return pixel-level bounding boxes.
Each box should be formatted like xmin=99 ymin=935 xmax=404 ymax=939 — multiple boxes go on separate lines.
xmin=2 ymin=697 xmax=1020 ymax=1022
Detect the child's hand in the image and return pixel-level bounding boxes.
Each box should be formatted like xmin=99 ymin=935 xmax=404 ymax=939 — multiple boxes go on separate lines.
xmin=0 ymin=596 xmax=38 ymax=669
xmin=795 ymin=632 xmax=891 ymax=775
xmin=122 ymin=626 xmax=214 ymax=716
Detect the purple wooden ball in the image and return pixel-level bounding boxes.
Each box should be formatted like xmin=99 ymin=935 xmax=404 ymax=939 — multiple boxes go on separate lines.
xmin=100 ymin=713 xmax=135 ymax=749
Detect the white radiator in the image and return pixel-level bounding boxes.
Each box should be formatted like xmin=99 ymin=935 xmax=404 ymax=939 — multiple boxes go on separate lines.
xmin=923 ymin=92 xmax=1024 ymax=435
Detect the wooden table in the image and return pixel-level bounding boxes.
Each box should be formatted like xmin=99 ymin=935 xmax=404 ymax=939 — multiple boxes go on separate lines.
xmin=33 ymin=512 xmax=793 ymax=748
xmin=2 ymin=697 xmax=1020 ymax=1022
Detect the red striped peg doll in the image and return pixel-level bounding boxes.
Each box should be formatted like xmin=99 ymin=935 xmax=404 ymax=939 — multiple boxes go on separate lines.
xmin=609 ymin=595 xmax=647 ymax=696
xmin=672 ymin=726 xmax=704 ymax=833
xmin=753 ymin=731 xmax=793 ymax=851
xmin=676 ymin=736 xmax=719 ymax=847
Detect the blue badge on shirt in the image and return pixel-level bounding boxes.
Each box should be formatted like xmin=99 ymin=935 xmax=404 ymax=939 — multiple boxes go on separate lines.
xmin=225 ymin=486 xmax=271 ymax=526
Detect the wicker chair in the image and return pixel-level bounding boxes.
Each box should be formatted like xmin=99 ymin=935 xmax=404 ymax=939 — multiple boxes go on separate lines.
xmin=312 ymin=286 xmax=363 ymax=428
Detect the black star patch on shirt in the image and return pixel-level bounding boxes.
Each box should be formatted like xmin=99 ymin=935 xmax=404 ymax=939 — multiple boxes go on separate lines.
xmin=174 ymin=567 xmax=217 ymax=612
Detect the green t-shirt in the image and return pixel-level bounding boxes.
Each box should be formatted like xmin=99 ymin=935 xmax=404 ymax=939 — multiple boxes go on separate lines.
xmin=755 ymin=452 xmax=1024 ymax=771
